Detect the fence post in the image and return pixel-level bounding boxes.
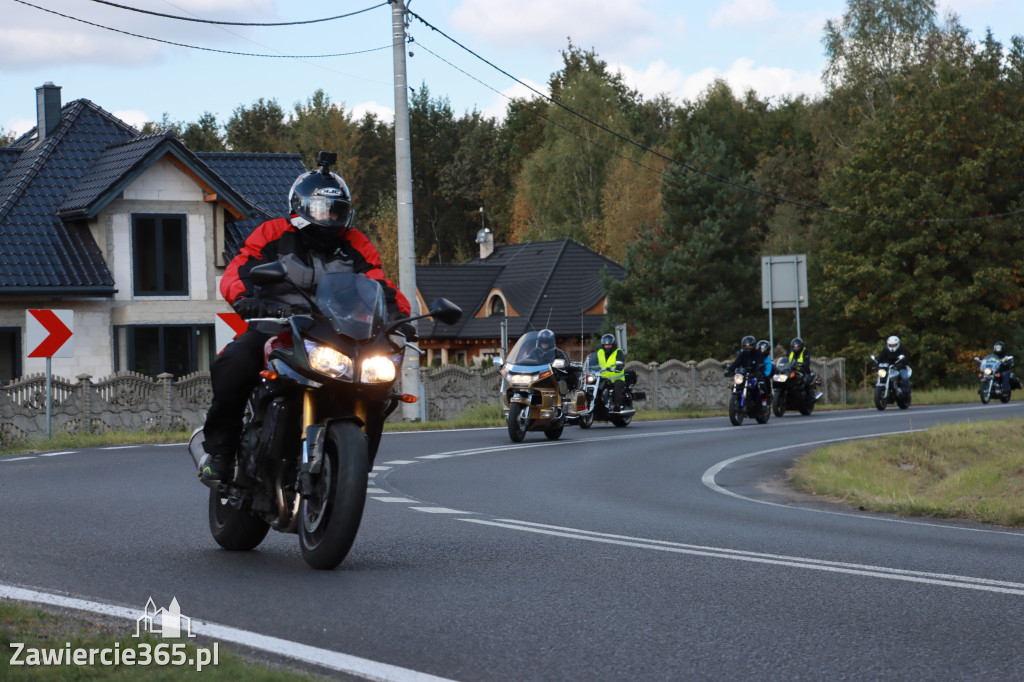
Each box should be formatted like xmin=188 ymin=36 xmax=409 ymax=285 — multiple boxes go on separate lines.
xmin=158 ymin=373 xmax=173 ymax=430
xmin=77 ymin=374 xmax=92 ymax=433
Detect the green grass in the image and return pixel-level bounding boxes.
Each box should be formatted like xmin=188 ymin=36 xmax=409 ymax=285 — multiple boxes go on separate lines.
xmin=0 ymin=602 xmax=322 ymax=680
xmin=790 ymin=417 xmax=1024 ymax=526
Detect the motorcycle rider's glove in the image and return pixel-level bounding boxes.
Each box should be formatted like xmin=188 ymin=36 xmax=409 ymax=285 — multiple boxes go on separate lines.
xmin=397 ymin=321 xmax=418 ymax=341
xmin=723 ymin=369 xmax=731 ymax=377
xmin=232 ymin=297 xmax=263 ymax=320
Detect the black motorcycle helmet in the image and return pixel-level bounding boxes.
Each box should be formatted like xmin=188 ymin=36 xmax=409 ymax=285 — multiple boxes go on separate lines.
xmin=600 ymin=333 xmax=616 ymax=349
xmin=741 ymin=335 xmax=755 ymax=351
xmin=538 ymin=329 xmax=555 ymax=350
xmin=791 ymin=337 xmax=804 ymax=353
xmin=994 ymin=341 xmax=1006 ymax=355
xmin=288 ymin=152 xmax=352 ymax=247
xmin=756 ymin=339 xmax=770 ymax=355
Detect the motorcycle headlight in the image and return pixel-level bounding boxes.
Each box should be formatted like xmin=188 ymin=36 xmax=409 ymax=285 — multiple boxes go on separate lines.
xmin=733 ymin=374 xmax=744 ymax=385
xmin=586 ymin=375 xmax=597 ymax=384
xmin=983 ymin=367 xmax=993 ymax=375
xmin=877 ymin=369 xmax=887 ymax=378
xmin=774 ymin=374 xmax=787 ymax=383
xmin=361 ymin=355 xmax=396 ymax=383
xmin=507 ymin=373 xmax=535 ymax=386
xmin=304 ymin=341 xmax=354 ymax=379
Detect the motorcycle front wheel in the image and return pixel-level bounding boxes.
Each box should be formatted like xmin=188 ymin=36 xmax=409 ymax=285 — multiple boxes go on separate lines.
xmin=728 ymin=393 xmax=744 ymax=426
xmin=873 ymin=386 xmax=887 ymax=411
xmin=772 ymin=391 xmax=785 ymax=418
xmin=980 ymin=379 xmax=991 ymax=404
xmin=508 ymin=402 xmax=528 ymax=442
xmin=209 ymin=491 xmax=270 ymax=551
xmin=299 ymin=421 xmax=369 ymax=570
xmin=578 ymin=409 xmax=594 ymax=429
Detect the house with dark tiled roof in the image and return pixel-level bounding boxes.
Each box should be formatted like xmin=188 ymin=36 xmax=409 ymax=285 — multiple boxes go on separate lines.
xmin=0 ymin=83 xmax=305 ymax=382
xmin=415 ymin=232 xmax=626 ymax=366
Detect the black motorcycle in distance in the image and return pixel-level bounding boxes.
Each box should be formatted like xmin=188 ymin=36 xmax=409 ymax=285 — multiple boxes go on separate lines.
xmin=189 ymin=262 xmax=461 ymax=570
xmin=577 ymin=352 xmax=645 ymax=428
xmin=726 ymin=366 xmax=771 ymax=426
xmin=973 ymin=354 xmax=1018 ymax=404
xmin=771 ymin=357 xmax=821 ymax=417
xmin=870 ymin=354 xmax=911 ymax=410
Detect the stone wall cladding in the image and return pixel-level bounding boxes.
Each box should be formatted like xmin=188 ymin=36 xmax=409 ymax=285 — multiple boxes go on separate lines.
xmin=0 ymin=358 xmax=845 ymax=442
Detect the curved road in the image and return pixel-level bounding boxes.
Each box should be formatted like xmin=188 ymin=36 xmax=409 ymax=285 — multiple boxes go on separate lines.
xmin=3 ymin=402 xmax=1024 ymax=680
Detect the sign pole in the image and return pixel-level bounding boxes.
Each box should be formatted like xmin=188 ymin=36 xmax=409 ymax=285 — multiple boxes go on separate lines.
xmin=45 ymin=356 xmax=52 ymax=439
xmin=767 ymin=261 xmax=774 ymax=355
xmin=794 ymin=259 xmax=802 ymax=338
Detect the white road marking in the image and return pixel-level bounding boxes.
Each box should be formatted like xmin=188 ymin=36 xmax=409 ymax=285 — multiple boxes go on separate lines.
xmin=373 ymin=465 xmax=393 ymax=471
xmin=701 ymin=431 xmax=1024 ymax=536
xmin=366 ymin=488 xmax=387 ymax=494
xmin=462 ymin=518 xmax=1024 ymax=596
xmin=0 ymin=585 xmax=457 ymax=682
xmin=411 ymin=507 xmax=471 ymax=514
xmin=371 ymin=497 xmax=417 ymax=503
xmin=100 ymin=446 xmax=137 ymax=450
xmin=384 ymin=460 xmax=417 ymax=465
xmin=2 ymin=457 xmax=35 ymax=462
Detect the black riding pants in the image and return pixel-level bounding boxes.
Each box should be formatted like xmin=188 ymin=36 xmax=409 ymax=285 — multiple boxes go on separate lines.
xmin=202 ymin=328 xmax=272 ymax=457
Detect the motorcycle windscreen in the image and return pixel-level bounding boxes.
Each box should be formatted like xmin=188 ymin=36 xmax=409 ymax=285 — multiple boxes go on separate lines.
xmin=981 ymin=354 xmax=1002 ymax=372
xmin=506 ymin=330 xmax=550 ymax=370
xmin=583 ymin=351 xmax=600 ymax=374
xmin=313 ymin=272 xmax=387 ymax=341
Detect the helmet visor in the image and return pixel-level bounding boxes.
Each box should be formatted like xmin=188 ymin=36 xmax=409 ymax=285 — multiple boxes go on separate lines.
xmin=308 ymin=195 xmax=349 ymax=226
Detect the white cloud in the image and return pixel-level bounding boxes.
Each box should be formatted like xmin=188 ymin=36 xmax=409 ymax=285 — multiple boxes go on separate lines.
xmin=114 ymin=109 xmax=151 ymax=131
xmin=3 ymin=117 xmax=35 ymax=138
xmin=351 ymin=100 xmax=394 ymax=122
xmin=710 ymin=0 xmax=780 ymax=28
xmin=449 ymin=0 xmax=663 ymax=59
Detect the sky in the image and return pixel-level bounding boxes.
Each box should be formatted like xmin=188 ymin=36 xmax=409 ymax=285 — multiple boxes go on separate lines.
xmin=2 ymin=0 xmax=1022 ymax=140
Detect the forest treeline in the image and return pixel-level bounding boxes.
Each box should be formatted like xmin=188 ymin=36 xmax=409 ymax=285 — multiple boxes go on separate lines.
xmin=7 ymin=0 xmax=1022 ymax=387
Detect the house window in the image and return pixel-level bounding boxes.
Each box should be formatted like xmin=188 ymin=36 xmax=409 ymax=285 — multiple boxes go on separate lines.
xmin=114 ymin=324 xmax=214 ymax=378
xmin=132 ymin=214 xmax=187 ymax=296
xmin=488 ymin=295 xmax=505 ymax=316
xmin=0 ymin=327 xmax=22 ymax=383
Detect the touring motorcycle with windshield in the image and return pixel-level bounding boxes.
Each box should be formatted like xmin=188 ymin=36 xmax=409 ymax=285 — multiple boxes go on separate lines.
xmin=870 ymin=353 xmax=911 ymax=410
xmin=189 ymin=261 xmax=461 ymax=570
xmin=577 ymin=351 xmax=644 ymax=428
xmin=973 ymin=353 xmax=1018 ymax=404
xmin=497 ymin=330 xmax=584 ymax=442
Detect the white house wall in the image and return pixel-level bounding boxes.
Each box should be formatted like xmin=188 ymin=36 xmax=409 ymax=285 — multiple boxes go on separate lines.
xmin=6 ymin=157 xmax=234 ymax=380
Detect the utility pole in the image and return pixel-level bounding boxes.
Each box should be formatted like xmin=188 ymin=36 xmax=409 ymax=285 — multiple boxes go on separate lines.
xmin=392 ymin=0 xmax=420 ymax=420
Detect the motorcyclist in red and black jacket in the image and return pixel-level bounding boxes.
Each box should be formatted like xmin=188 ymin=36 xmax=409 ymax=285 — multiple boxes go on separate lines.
xmin=199 ymin=153 xmax=410 ymax=482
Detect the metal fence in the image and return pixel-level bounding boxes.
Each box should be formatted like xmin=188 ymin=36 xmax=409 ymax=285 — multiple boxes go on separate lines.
xmin=0 ymin=357 xmax=845 ymax=443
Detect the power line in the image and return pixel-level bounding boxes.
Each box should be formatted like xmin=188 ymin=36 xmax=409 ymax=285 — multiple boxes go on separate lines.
xmin=13 ymin=0 xmax=390 ymax=58
xmin=83 ymin=0 xmax=386 ymax=26
xmin=406 ymin=7 xmax=1024 ymax=225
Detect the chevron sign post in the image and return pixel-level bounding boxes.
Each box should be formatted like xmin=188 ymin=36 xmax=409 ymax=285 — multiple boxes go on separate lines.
xmin=215 ymin=312 xmax=247 ymax=354
xmin=26 ymin=309 xmax=75 ymax=439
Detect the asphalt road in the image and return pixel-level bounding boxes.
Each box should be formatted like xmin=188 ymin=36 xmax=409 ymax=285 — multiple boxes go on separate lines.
xmin=3 ymin=402 xmax=1024 ymax=681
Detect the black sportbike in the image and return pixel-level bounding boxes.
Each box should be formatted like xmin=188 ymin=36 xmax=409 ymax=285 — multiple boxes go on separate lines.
xmin=190 ymin=262 xmax=461 ymax=569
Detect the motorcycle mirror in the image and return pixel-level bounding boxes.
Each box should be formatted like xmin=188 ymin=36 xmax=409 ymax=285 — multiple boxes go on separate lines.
xmin=973 ymin=356 xmax=981 ymax=362
xmin=552 ymin=358 xmax=566 ymax=370
xmin=870 ymin=354 xmax=877 ymax=362
xmin=428 ymin=297 xmax=462 ymax=326
xmin=249 ymin=261 xmax=288 ymax=285
xmin=614 ymin=361 xmax=624 ymax=371
xmin=492 ymin=356 xmax=503 ymax=367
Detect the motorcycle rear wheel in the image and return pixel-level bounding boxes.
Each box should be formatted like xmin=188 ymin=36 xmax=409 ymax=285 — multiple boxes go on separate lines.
xmin=755 ymin=402 xmax=770 ymax=424
xmin=544 ymin=423 xmax=564 ymax=440
xmin=1001 ymin=390 xmax=1011 ymax=404
xmin=299 ymin=421 xmax=369 ymax=570
xmin=611 ymin=413 xmax=632 ymax=427
xmin=728 ymin=394 xmax=744 ymax=426
xmin=873 ymin=386 xmax=887 ymax=411
xmin=799 ymin=396 xmax=815 ymax=416
xmin=897 ymin=391 xmax=911 ymax=409
xmin=209 ymin=491 xmax=270 ymax=551
xmin=508 ymin=403 xmax=528 ymax=442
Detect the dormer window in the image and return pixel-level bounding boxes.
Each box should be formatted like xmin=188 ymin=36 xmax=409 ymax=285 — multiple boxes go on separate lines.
xmin=489 ymin=295 xmax=505 ymax=317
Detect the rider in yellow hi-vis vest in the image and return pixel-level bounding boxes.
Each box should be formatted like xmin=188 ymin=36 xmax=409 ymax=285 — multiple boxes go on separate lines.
xmin=597 ymin=334 xmax=625 ymax=410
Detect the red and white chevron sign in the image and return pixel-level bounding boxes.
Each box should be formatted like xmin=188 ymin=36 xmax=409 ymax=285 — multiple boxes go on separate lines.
xmin=26 ymin=309 xmax=74 ymax=358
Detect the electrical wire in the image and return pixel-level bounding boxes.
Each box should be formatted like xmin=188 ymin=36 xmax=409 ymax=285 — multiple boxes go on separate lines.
xmin=83 ymin=0 xmax=386 ymax=26
xmin=406 ymin=8 xmax=1024 ymax=225
xmin=13 ymin=0 xmax=390 ymax=59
